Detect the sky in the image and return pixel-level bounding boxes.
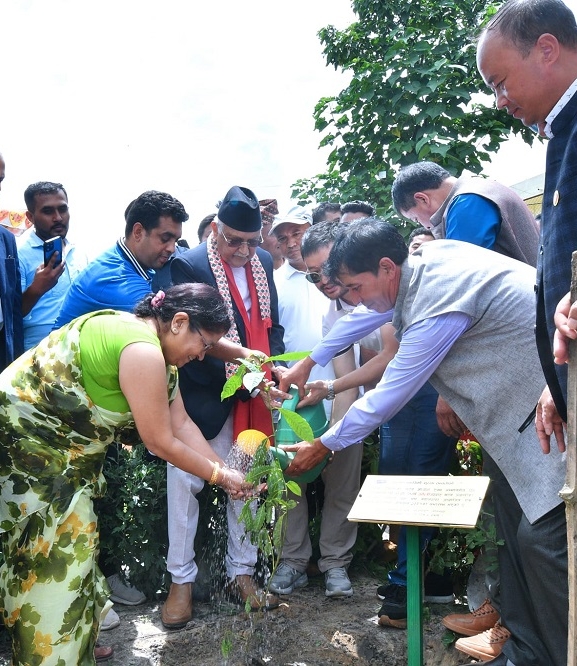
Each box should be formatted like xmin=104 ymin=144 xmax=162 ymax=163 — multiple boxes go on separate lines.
xmin=1 ymin=0 xmax=574 ymax=257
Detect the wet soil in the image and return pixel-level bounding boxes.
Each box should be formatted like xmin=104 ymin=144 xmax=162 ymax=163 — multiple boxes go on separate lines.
xmin=0 ymin=571 xmax=475 ymax=666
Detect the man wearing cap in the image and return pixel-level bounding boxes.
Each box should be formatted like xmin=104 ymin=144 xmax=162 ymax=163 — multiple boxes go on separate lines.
xmin=268 ymin=207 xmax=358 ymax=599
xmin=162 ymin=186 xmax=285 ymax=627
xmin=259 ymin=199 xmax=284 ymax=269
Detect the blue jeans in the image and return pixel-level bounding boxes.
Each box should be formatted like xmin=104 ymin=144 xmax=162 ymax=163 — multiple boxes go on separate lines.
xmin=379 ymin=382 xmax=456 ymax=586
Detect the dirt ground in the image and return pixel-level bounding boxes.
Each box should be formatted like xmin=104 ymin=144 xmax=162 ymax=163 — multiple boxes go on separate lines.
xmin=0 ymin=570 xmax=475 ymax=666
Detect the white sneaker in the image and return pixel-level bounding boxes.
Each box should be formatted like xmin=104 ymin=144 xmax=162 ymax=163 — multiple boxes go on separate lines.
xmin=101 ymin=607 xmax=120 ymax=631
xmin=107 ymin=573 xmax=146 ymax=606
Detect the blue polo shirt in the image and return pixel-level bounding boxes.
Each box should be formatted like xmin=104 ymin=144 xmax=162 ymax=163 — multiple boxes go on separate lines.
xmin=54 ymin=239 xmax=154 ymax=329
xmin=17 ymin=230 xmax=88 ymax=350
xmin=445 ymin=194 xmax=501 ymax=249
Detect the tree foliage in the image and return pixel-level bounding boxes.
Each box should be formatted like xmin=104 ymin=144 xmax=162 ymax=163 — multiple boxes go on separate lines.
xmin=291 ymin=0 xmax=537 ymax=222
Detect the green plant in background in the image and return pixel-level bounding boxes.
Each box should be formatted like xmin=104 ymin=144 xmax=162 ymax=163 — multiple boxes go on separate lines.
xmin=97 ymin=444 xmax=169 ymax=599
xmin=427 ymin=431 xmax=502 ymax=599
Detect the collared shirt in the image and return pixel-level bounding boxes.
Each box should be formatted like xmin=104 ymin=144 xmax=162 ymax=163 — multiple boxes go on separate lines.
xmin=17 ymin=229 xmax=88 ymax=350
xmin=321 ymin=312 xmax=471 ymax=451
xmin=54 ymin=239 xmax=154 ymax=329
xmin=274 ymin=260 xmax=335 ymax=416
xmin=544 ymin=77 xmax=577 ymax=138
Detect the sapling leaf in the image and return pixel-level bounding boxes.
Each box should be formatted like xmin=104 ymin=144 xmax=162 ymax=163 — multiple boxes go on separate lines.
xmin=221 ymin=371 xmax=245 ymax=400
xmin=237 ymin=357 xmax=262 ymax=373
xmin=242 ymin=371 xmax=266 ymax=392
xmin=272 ymin=515 xmax=286 ymax=551
xmin=245 ymin=465 xmax=271 ymax=484
xmin=266 ymin=351 xmax=311 ymax=363
xmin=277 ymin=408 xmax=315 ymax=442
xmin=286 ymin=480 xmax=302 ymax=496
xmin=254 ymin=504 xmax=267 ymax=532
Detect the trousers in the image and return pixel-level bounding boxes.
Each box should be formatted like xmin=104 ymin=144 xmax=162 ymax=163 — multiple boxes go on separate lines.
xmin=490 ymin=461 xmax=568 ymax=666
xmin=379 ymin=382 xmax=456 ymax=586
xmin=280 ymin=440 xmax=363 ymax=573
xmin=166 ymin=415 xmax=258 ymax=583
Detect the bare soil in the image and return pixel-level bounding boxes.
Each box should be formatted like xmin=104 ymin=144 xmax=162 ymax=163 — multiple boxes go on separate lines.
xmin=0 ymin=570 xmax=475 ymax=666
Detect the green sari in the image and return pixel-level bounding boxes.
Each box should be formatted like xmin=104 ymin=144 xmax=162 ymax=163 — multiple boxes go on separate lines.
xmin=0 ymin=310 xmax=177 ymax=665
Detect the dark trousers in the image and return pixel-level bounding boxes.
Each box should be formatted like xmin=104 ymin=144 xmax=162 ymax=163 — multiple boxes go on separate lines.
xmin=490 ymin=462 xmax=567 ymax=666
xmin=379 ymin=382 xmax=456 ymax=585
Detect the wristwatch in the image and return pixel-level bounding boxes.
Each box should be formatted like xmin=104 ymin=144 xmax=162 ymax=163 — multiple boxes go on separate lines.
xmin=326 ymin=380 xmax=336 ymax=401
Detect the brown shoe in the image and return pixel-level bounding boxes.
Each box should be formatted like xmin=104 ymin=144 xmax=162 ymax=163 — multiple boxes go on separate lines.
xmin=161 ymin=582 xmax=193 ymax=629
xmin=95 ymin=645 xmax=114 ymax=662
xmin=442 ymin=599 xmax=500 ymax=636
xmin=455 ymin=622 xmax=511 ymax=662
xmin=230 ymin=574 xmax=280 ymax=611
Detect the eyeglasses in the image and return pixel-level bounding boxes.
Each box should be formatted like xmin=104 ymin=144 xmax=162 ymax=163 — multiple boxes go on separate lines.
xmin=305 ymin=271 xmax=323 ymax=284
xmin=219 ymin=229 xmax=262 ymax=248
xmin=193 ymin=325 xmax=215 ymax=352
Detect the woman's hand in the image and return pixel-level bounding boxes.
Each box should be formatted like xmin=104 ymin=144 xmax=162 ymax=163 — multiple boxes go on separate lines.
xmin=259 ymin=379 xmax=291 ymax=409
xmin=218 ymin=466 xmax=262 ymax=499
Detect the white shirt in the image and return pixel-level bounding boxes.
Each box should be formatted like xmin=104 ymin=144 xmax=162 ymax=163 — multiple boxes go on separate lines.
xmin=274 ymin=260 xmax=335 ymax=416
xmin=544 ymin=76 xmax=577 ymax=138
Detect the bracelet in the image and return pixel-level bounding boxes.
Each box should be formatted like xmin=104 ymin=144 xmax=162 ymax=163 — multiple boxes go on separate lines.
xmin=326 ymin=379 xmax=336 ymax=401
xmin=209 ymin=461 xmax=220 ymax=485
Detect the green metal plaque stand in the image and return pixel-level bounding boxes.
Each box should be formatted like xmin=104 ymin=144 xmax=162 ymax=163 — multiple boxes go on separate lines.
xmin=406 ymin=525 xmax=423 ymax=666
xmin=347 ymin=475 xmax=490 ymax=666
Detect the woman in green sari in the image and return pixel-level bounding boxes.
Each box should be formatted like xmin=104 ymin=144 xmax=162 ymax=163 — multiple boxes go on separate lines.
xmin=0 ymin=283 xmax=251 ymax=666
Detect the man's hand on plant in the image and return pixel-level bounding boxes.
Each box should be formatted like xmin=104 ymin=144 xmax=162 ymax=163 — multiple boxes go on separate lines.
xmin=282 ymin=438 xmax=331 ymax=476
xmin=278 ymin=356 xmax=316 ymax=397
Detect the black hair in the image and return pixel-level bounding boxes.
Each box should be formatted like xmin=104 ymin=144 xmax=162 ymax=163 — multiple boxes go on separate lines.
xmin=24 ymin=182 xmax=68 ymax=212
xmin=197 ymin=214 xmax=216 ymax=242
xmin=134 ymin=283 xmax=231 ymax=334
xmin=312 ymin=202 xmax=341 ymax=224
xmin=408 ymin=226 xmax=435 ymax=243
xmin=484 ymin=0 xmax=577 ymax=56
xmin=340 ymin=200 xmax=375 ymax=218
xmin=391 ymin=162 xmax=451 ymax=214
xmin=301 ymin=220 xmax=344 ymax=258
xmin=325 ymin=217 xmax=408 ymax=281
xmin=125 ymin=191 xmax=189 ymax=237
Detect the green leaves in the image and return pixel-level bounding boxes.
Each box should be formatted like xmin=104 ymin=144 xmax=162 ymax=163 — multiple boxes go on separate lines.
xmin=277 ymin=408 xmax=314 ymax=444
xmin=221 ymin=353 xmax=310 ymax=597
xmin=220 ymin=352 xmax=311 ymax=400
xmin=291 ymin=0 xmax=538 ymax=226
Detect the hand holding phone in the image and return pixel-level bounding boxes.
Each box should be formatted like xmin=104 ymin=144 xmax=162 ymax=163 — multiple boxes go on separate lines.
xmin=43 ymin=237 xmax=63 ymax=267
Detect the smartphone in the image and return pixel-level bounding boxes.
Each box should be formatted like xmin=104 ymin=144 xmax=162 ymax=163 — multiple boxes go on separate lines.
xmin=43 ymin=236 xmax=63 ymax=267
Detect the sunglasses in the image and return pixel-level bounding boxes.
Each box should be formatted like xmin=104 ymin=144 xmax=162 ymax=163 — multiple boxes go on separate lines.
xmin=305 ymin=271 xmax=323 ymax=284
xmin=220 ymin=229 xmax=262 ymax=248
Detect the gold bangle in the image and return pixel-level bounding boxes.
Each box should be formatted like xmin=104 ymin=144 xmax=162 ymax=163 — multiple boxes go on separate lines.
xmin=209 ymin=461 xmax=220 ymax=485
